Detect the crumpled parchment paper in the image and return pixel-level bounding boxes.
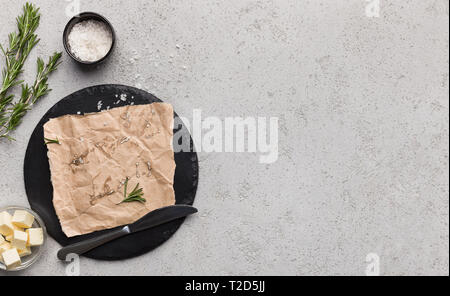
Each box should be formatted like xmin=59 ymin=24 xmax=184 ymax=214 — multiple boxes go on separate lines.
xmin=43 ymin=103 xmax=176 ymax=237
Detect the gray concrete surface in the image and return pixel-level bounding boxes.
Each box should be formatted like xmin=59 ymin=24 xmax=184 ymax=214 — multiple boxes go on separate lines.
xmin=0 ymin=0 xmax=448 ymax=276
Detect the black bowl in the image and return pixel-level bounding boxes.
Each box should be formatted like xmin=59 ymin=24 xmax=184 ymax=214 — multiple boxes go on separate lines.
xmin=63 ymin=12 xmax=115 ymax=65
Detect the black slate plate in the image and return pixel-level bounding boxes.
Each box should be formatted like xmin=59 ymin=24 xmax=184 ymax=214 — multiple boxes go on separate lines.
xmin=24 ymin=84 xmax=198 ymax=260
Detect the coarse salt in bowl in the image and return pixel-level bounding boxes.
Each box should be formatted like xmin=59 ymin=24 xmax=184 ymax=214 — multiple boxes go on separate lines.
xmin=63 ymin=12 xmax=115 ymax=65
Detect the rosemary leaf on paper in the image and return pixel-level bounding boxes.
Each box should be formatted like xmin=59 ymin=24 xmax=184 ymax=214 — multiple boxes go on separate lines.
xmin=118 ymin=177 xmax=146 ymax=204
xmin=44 ymin=137 xmax=60 ymax=145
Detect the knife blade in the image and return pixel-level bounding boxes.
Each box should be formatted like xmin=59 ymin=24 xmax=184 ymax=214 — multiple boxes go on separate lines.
xmin=57 ymin=205 xmax=197 ymax=260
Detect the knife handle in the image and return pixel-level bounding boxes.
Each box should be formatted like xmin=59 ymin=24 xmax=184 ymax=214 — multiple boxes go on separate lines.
xmin=57 ymin=226 xmax=131 ymax=260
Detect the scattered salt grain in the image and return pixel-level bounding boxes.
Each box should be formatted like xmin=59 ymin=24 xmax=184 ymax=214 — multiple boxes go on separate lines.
xmin=67 ymin=20 xmax=113 ymax=62
xmin=120 ymin=137 xmax=130 ymax=144
xmin=97 ymin=100 xmax=103 ymax=110
xmin=120 ymin=94 xmax=127 ymax=101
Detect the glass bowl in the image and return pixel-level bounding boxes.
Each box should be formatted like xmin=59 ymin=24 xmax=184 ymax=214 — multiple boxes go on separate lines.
xmin=0 ymin=206 xmax=47 ymax=271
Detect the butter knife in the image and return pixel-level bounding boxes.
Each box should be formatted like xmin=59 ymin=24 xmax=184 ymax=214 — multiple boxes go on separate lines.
xmin=57 ymin=204 xmax=197 ymax=260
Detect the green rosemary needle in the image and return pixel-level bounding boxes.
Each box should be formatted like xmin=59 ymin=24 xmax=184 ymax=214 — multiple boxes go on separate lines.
xmin=44 ymin=137 xmax=60 ymax=145
xmin=118 ymin=177 xmax=146 ymax=204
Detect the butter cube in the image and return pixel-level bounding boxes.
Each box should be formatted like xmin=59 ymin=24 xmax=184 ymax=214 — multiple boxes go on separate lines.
xmin=0 ymin=211 xmax=14 ymax=236
xmin=27 ymin=228 xmax=44 ymax=246
xmin=12 ymin=210 xmax=35 ymax=229
xmin=11 ymin=230 xmax=28 ymax=250
xmin=1 ymin=248 xmax=21 ymax=269
xmin=0 ymin=241 xmax=11 ymax=253
xmin=18 ymin=246 xmax=32 ymax=257
xmin=5 ymin=224 xmax=23 ymax=242
xmin=0 ymin=242 xmax=12 ymax=264
xmin=13 ymin=224 xmax=24 ymax=231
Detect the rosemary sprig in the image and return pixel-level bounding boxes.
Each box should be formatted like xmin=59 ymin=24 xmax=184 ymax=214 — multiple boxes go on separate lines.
xmin=0 ymin=52 xmax=62 ymax=140
xmin=44 ymin=137 xmax=60 ymax=145
xmin=0 ymin=3 xmax=62 ymax=141
xmin=118 ymin=177 xmax=146 ymax=204
xmin=0 ymin=3 xmax=40 ymax=116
